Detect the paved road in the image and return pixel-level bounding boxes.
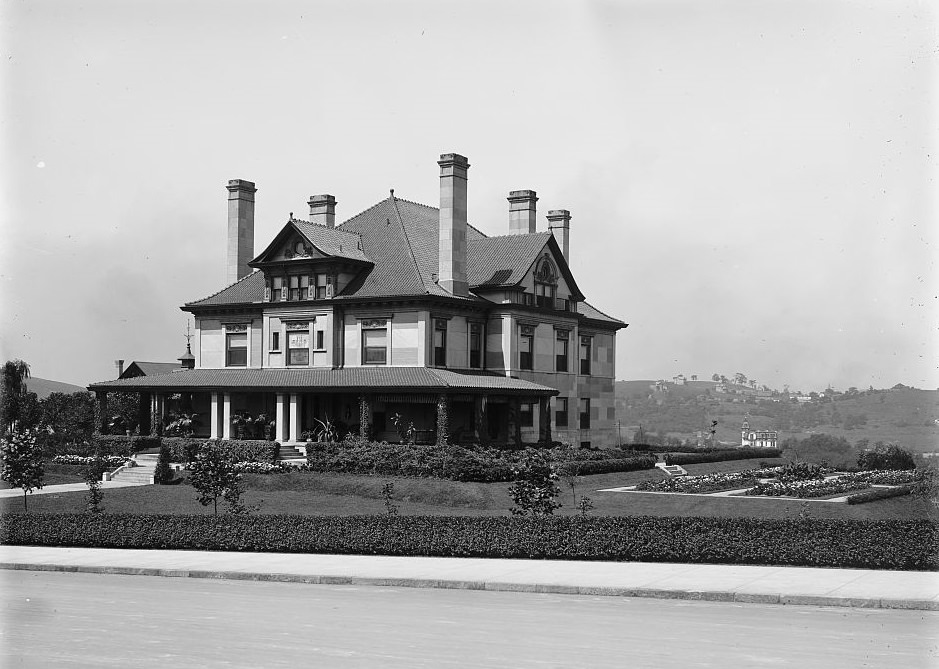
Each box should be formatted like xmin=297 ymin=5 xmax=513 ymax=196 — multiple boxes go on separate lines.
xmin=2 ymin=571 xmax=936 ymax=668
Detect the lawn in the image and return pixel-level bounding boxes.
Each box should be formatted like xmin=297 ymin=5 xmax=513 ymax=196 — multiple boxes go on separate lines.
xmin=3 ymin=467 xmax=933 ymax=521
xmin=0 ymin=463 xmax=86 ymax=489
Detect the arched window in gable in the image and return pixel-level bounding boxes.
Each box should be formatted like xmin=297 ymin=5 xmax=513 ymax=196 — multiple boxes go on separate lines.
xmin=533 ymin=255 xmax=557 ymax=308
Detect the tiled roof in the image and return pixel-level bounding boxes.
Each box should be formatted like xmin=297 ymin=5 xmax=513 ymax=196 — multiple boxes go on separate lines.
xmin=578 ymin=301 xmax=627 ymax=326
xmin=121 ymin=361 xmax=180 ymax=378
xmin=290 ymin=220 xmax=369 ymax=262
xmin=88 ymin=367 xmax=557 ymax=395
xmin=467 ymin=232 xmax=552 ymax=287
xmin=185 ymin=271 xmax=266 ymax=307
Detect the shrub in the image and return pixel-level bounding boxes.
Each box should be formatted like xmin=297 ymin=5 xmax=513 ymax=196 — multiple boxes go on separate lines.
xmin=162 ymin=438 xmax=278 ymax=465
xmin=509 ymin=450 xmax=561 ymax=516
xmin=664 ymin=448 xmax=782 ymax=466
xmin=51 ymin=454 xmax=126 ymax=468
xmin=556 ymin=456 xmax=656 ymax=477
xmin=846 ymin=484 xmax=914 ymax=505
xmin=2 ymin=514 xmax=935 ymax=571
xmin=162 ymin=437 xmax=204 ymax=464
xmin=857 ymin=445 xmax=916 ymax=471
xmin=153 ymin=443 xmax=174 ymax=485
xmin=777 ymin=462 xmax=827 ymax=482
xmin=92 ymin=435 xmax=161 ymax=457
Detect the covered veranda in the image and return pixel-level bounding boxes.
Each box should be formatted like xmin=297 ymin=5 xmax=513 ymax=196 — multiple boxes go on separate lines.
xmin=87 ymin=367 xmax=558 ymax=447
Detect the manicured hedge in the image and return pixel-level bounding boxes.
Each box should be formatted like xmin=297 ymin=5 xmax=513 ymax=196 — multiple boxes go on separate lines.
xmin=846 ymin=484 xmax=914 ymax=505
xmin=664 ymin=448 xmax=783 ymax=466
xmin=2 ymin=514 xmax=935 ymax=571
xmin=92 ymin=435 xmax=162 ymax=456
xmin=161 ymin=438 xmax=278 ymax=464
xmin=556 ymin=456 xmax=657 ymax=477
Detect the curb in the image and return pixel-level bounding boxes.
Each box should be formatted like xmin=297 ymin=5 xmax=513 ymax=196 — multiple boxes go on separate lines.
xmin=3 ymin=562 xmax=935 ymax=611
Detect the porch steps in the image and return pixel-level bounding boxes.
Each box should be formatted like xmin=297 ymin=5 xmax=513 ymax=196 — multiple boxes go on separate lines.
xmin=654 ymin=462 xmax=687 ymax=477
xmin=109 ymin=454 xmax=157 ymax=485
xmin=277 ymin=443 xmax=307 ymax=461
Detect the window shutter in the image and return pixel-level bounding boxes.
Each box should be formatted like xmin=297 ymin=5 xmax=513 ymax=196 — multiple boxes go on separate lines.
xmin=325 ymin=282 xmax=334 ymax=299
xmin=307 ymin=276 xmax=315 ymax=300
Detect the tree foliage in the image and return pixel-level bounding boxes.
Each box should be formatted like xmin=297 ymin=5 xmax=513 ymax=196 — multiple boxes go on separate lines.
xmin=0 ymin=429 xmax=44 ymax=512
xmin=857 ymin=444 xmax=916 ymax=471
xmin=508 ymin=450 xmax=561 ymax=517
xmin=1 ymin=359 xmax=31 ymax=434
xmin=188 ymin=443 xmax=245 ymax=515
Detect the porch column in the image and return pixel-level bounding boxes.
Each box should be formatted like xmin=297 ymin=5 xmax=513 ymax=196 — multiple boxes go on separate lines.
xmin=222 ymin=393 xmax=231 ymax=440
xmin=275 ymin=393 xmax=286 ymax=442
xmin=150 ymin=393 xmax=164 ymax=436
xmin=539 ymin=396 xmax=552 ymax=446
xmin=359 ymin=395 xmax=372 ymax=440
xmin=93 ymin=391 xmax=108 ymax=435
xmin=436 ymin=393 xmax=450 ymax=446
xmin=138 ymin=392 xmax=151 ymax=436
xmin=289 ymin=393 xmax=299 ymax=442
xmin=473 ymin=396 xmax=488 ymax=446
xmin=210 ymin=392 xmax=220 ymax=439
xmin=507 ymin=397 xmax=521 ymax=448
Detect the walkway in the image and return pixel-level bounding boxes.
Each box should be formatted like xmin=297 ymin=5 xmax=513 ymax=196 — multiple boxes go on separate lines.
xmin=2 ymin=546 xmax=937 ymax=611
xmin=0 ymin=480 xmax=147 ymax=499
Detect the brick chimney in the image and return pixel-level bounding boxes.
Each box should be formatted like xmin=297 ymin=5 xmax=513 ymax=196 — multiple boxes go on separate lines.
xmin=547 ymin=209 xmax=571 ymax=263
xmin=507 ymin=190 xmax=538 ymax=234
xmin=114 ymin=359 xmax=124 ymax=378
xmin=226 ymin=179 xmax=257 ymax=284
xmin=437 ymin=153 xmax=470 ymax=296
xmin=308 ymin=194 xmax=337 ymax=228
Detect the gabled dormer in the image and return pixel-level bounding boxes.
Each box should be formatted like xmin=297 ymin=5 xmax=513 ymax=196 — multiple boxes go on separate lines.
xmin=248 ymin=216 xmax=372 ymax=304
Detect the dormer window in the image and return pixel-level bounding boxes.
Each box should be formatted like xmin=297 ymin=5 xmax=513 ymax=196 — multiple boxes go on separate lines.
xmin=533 ymin=256 xmax=557 ymax=308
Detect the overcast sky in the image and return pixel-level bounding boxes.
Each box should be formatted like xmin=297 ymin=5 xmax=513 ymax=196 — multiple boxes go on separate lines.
xmin=1 ymin=0 xmax=935 ymax=391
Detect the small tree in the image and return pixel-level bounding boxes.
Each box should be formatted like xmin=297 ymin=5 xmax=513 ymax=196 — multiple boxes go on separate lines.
xmin=188 ymin=443 xmax=244 ymax=515
xmin=509 ymin=450 xmax=561 ymax=516
xmin=560 ymin=461 xmax=582 ymax=507
xmin=857 ymin=444 xmax=916 ymax=471
xmin=577 ymin=495 xmax=594 ymax=517
xmin=382 ymin=481 xmax=399 ymax=515
xmin=82 ymin=455 xmax=109 ymax=513
xmin=153 ymin=442 xmax=174 ymax=484
xmin=0 ymin=428 xmax=44 ymax=512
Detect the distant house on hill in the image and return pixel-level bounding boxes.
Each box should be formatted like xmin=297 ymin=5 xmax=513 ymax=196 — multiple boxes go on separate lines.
xmin=741 ymin=417 xmax=778 ymax=449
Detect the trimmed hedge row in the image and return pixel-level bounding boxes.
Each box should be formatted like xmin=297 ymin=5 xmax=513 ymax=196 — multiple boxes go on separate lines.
xmin=159 ymin=438 xmax=278 ymax=464
xmin=92 ymin=435 xmax=161 ymax=456
xmin=556 ymin=456 xmax=657 ymax=477
xmin=2 ymin=514 xmax=935 ymax=571
xmin=664 ymin=448 xmax=783 ymax=466
xmin=846 ymin=484 xmax=914 ymax=505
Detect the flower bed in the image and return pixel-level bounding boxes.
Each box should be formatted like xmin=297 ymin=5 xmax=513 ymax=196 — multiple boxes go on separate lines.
xmin=850 ymin=470 xmax=917 ymax=486
xmin=635 ymin=471 xmax=758 ymax=494
xmin=846 ymin=484 xmax=914 ymax=505
xmin=745 ymin=477 xmax=871 ymax=499
xmin=51 ymin=455 xmax=128 ymax=468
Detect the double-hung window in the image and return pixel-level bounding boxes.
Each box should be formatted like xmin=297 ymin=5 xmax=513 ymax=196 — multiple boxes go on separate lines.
xmin=579 ymin=398 xmax=591 ymax=430
xmin=520 ymin=402 xmax=534 ymax=427
xmin=286 ymin=322 xmax=310 ymax=366
xmin=362 ymin=319 xmax=388 ymax=365
xmin=469 ymin=322 xmax=483 ymax=369
xmin=433 ymin=319 xmax=447 ymax=367
xmin=555 ymin=398 xmax=569 ymax=428
xmin=519 ymin=325 xmax=534 ymax=370
xmin=225 ymin=325 xmax=248 ymax=367
xmin=555 ymin=330 xmax=569 ymax=372
xmin=580 ymin=336 xmax=592 ymax=375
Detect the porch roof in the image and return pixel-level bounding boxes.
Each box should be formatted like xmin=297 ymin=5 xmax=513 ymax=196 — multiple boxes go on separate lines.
xmin=87 ymin=367 xmax=558 ymax=396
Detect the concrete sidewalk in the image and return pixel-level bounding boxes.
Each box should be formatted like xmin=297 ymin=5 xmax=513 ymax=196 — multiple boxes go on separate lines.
xmin=0 ymin=480 xmax=147 ymax=499
xmin=2 ymin=546 xmax=937 ymax=611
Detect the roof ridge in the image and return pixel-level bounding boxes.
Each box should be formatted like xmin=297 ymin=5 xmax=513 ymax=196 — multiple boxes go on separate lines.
xmin=293 ymin=219 xmax=362 ymax=241
xmin=391 ymin=196 xmax=432 ymax=295
xmin=374 ymin=195 xmax=489 ymax=239
xmin=186 ymin=270 xmax=260 ymax=305
xmin=336 ymin=198 xmax=393 ymax=229
xmin=471 ymin=231 xmax=551 ymax=242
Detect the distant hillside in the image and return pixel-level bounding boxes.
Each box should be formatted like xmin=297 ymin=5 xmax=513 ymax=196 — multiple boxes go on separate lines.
xmin=615 ymin=381 xmax=939 ymax=453
xmin=23 ymin=377 xmax=86 ymax=399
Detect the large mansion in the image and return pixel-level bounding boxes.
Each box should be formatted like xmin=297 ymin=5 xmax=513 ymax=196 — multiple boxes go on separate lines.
xmin=89 ymin=153 xmax=626 ymax=448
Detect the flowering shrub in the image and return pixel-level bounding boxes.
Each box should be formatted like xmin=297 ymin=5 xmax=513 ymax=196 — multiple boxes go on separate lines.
xmin=636 ymin=471 xmax=758 ymax=494
xmin=233 ymin=461 xmax=310 ymax=474
xmin=846 ymin=484 xmax=914 ymax=505
xmin=777 ymin=462 xmax=829 ymax=482
xmin=52 ymin=454 xmax=127 ymax=468
xmin=850 ymin=470 xmax=917 ymax=486
xmin=745 ymin=477 xmax=870 ymax=499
